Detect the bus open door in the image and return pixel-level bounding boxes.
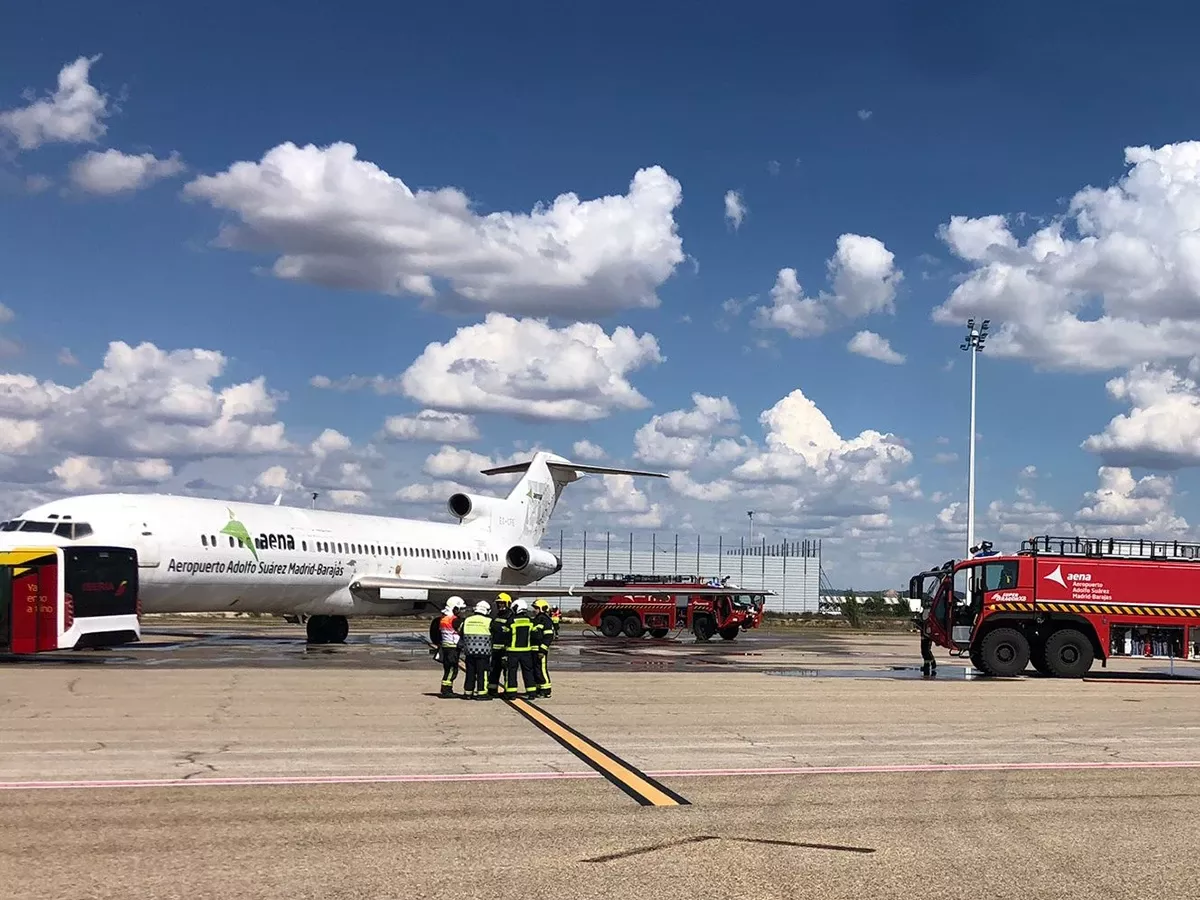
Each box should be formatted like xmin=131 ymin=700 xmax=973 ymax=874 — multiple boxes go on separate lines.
xmin=1 ymin=549 xmax=60 ymax=653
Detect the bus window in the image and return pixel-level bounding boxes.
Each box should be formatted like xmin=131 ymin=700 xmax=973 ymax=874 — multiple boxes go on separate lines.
xmin=63 ymin=547 xmax=139 ymax=619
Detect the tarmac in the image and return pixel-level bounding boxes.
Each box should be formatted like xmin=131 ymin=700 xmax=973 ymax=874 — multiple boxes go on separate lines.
xmin=3 ymin=620 xmax=1200 ymax=899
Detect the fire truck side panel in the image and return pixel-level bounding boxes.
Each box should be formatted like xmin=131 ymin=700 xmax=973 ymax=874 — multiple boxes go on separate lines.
xmin=970 ymin=553 xmax=1200 ymax=669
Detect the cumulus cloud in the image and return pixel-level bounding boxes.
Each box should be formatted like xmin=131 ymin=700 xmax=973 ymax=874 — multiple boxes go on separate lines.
xmin=1076 ymin=466 xmax=1187 ymax=535
xmin=633 ymin=393 xmax=743 ymax=468
xmin=724 ymin=190 xmax=746 ymax=230
xmin=0 ymin=340 xmax=289 ymax=464
xmin=934 ymin=141 xmax=1200 ymax=371
xmin=421 ymin=446 xmax=529 ymax=488
xmin=585 ymin=474 xmax=666 ymax=529
xmin=754 ymin=234 xmax=903 ymax=338
xmin=398 ymin=313 xmax=662 ymax=421
xmin=183 ymin=142 xmax=685 ymax=317
xmin=0 ymin=55 xmax=110 ymax=150
xmin=847 ymin=330 xmax=905 ymax=364
xmin=571 ymin=439 xmax=606 ymax=460
xmin=51 ymin=456 xmax=174 ymax=492
xmin=1082 ymin=363 xmax=1200 ymax=469
xmin=69 ymin=149 xmax=186 ymax=195
xmin=238 ymin=428 xmax=382 ymax=508
xmin=731 ymin=388 xmax=914 ymax=492
xmin=857 ymin=109 xmax=873 ymax=121
xmin=383 ymin=410 xmax=479 ymax=443
xmin=645 ymin=387 xmax=918 ymax=532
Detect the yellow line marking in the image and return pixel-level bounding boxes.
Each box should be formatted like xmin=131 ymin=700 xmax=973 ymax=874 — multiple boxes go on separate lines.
xmin=508 ymin=697 xmax=687 ymax=807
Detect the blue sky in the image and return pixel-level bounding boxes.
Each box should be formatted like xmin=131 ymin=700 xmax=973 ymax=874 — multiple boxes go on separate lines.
xmin=3 ymin=0 xmax=1200 ymax=587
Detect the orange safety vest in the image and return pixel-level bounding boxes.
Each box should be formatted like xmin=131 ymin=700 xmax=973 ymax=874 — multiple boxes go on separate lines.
xmin=440 ymin=614 xmax=461 ymax=646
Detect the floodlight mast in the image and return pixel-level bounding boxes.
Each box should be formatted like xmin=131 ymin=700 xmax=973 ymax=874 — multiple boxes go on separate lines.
xmin=960 ymin=318 xmax=989 ymax=557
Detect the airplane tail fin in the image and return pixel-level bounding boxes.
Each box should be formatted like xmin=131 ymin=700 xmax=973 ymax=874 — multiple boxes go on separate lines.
xmin=479 ymin=451 xmax=667 ymax=546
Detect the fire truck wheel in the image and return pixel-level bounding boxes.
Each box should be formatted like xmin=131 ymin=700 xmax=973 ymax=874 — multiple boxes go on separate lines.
xmin=693 ymin=616 xmax=716 ymax=642
xmin=649 ymin=628 xmax=669 ymax=639
xmin=719 ymin=625 xmax=740 ymax=640
xmin=623 ymin=617 xmax=645 ymax=638
xmin=978 ymin=627 xmax=1030 ymax=677
xmin=600 ymin=614 xmax=623 ymax=638
xmin=1043 ymin=628 xmax=1094 ymax=678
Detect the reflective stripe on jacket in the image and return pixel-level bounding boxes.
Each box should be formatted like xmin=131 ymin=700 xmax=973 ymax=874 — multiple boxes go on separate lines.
xmin=506 ymin=614 xmax=540 ymax=652
xmin=439 ymin=614 xmax=461 ymax=646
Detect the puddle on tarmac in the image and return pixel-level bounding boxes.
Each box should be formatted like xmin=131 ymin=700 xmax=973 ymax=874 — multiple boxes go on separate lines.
xmin=762 ymin=665 xmax=983 ymax=681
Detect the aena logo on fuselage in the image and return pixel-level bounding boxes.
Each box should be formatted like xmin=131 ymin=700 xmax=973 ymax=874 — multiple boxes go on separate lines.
xmin=220 ymin=510 xmax=296 ymax=562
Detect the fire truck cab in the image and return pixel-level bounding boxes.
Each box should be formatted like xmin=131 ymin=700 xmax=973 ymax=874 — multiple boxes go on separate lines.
xmin=910 ymin=534 xmax=1200 ymax=677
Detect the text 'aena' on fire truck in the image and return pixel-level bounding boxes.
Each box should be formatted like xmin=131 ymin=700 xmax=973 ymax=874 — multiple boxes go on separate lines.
xmin=580 ymin=573 xmax=770 ymax=641
xmin=0 ymin=545 xmax=141 ymax=655
xmin=910 ymin=534 xmax=1200 ymax=677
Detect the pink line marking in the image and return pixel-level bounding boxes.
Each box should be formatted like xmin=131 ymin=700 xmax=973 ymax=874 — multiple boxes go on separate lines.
xmin=3 ymin=759 xmax=1200 ymax=791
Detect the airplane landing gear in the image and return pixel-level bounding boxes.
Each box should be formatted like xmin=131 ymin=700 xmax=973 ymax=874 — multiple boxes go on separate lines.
xmin=306 ymin=614 xmax=349 ymax=645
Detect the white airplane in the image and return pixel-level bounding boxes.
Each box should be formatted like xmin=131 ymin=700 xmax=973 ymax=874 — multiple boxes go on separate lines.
xmin=0 ymin=451 xmax=740 ymax=644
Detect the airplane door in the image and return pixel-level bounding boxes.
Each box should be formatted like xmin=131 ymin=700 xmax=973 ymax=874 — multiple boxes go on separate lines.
xmin=477 ymin=542 xmax=489 ymax=579
xmin=135 ymin=523 xmax=161 ymax=568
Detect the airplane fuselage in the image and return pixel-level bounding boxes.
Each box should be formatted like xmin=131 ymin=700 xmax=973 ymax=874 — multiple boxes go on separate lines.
xmin=0 ymin=493 xmax=528 ymax=617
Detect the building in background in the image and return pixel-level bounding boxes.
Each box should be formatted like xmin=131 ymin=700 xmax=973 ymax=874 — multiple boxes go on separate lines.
xmin=539 ymin=531 xmax=825 ymax=613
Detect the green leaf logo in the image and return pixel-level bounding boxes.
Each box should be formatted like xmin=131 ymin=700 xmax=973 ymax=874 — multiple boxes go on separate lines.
xmin=220 ymin=510 xmax=258 ymax=561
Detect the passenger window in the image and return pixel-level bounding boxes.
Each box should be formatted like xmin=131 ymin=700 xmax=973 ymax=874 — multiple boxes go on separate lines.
xmin=202 ymin=535 xmax=208 ymax=546
xmin=302 ymin=541 xmax=307 ymax=552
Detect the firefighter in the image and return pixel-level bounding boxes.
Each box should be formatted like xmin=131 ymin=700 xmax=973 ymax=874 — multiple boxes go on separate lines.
xmin=459 ymin=601 xmax=494 ymax=700
xmin=488 ymin=592 xmax=512 ymax=695
xmin=549 ymin=604 xmax=561 ymax=637
xmin=505 ymin=598 xmax=542 ymax=697
xmin=433 ymin=596 xmax=466 ymax=696
xmin=531 ymin=598 xmax=555 ymax=698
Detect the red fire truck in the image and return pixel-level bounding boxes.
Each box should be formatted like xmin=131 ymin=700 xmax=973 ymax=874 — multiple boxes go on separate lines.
xmin=910 ymin=534 xmax=1200 ymax=678
xmin=580 ymin=574 xmax=769 ymax=642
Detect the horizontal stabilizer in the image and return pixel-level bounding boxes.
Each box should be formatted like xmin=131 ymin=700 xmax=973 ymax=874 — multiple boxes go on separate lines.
xmin=480 ymin=455 xmax=668 ymax=479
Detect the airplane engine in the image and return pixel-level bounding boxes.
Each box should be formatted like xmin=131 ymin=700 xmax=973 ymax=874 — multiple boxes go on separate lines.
xmin=505 ymin=545 xmax=562 ymax=579
xmin=447 ymin=492 xmax=503 ymax=525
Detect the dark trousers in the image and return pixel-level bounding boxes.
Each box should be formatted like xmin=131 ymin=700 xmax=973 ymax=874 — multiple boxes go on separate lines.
xmin=506 ymin=650 xmax=537 ymax=694
xmin=920 ymin=635 xmax=937 ymax=672
xmin=464 ymin=653 xmax=490 ymax=695
xmin=489 ymin=650 xmax=506 ymax=692
xmin=534 ymin=649 xmax=551 ymax=692
xmin=440 ymin=646 xmax=460 ymax=691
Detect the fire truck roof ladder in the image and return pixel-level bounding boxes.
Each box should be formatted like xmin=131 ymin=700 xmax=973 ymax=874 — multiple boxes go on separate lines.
xmin=1021 ymin=534 xmax=1200 ymax=561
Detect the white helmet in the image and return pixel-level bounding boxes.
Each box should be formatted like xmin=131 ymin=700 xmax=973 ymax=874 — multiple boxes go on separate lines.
xmin=474 ymin=601 xmax=490 ymax=615
xmin=512 ymin=598 xmax=530 ymax=613
xmin=448 ymin=596 xmax=466 ymax=610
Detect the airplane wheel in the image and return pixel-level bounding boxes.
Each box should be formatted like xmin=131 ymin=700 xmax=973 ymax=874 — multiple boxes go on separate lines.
xmin=328 ymin=615 xmax=350 ymax=644
xmin=306 ymin=615 xmax=349 ymax=644
xmin=306 ymin=615 xmax=328 ymax=644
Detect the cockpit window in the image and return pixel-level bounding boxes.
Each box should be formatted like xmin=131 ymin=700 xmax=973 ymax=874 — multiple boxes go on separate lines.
xmin=0 ymin=519 xmax=93 ymax=538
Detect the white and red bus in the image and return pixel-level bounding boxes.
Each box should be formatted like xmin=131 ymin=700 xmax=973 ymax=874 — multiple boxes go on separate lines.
xmin=0 ymin=545 xmax=140 ymax=654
